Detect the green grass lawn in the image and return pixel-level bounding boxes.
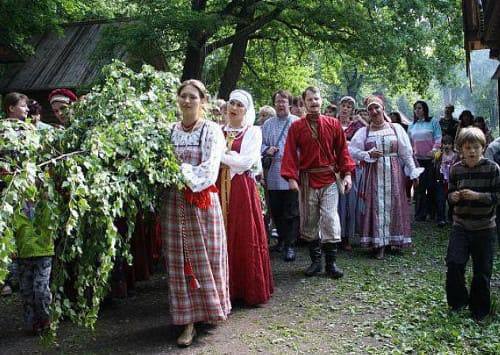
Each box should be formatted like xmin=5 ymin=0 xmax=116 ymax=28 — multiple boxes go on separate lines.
xmin=262 ymin=222 xmax=500 ymax=354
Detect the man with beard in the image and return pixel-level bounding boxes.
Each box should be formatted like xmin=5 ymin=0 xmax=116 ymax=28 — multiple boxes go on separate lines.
xmin=281 ymin=86 xmax=355 ymax=278
xmin=261 ymin=90 xmax=299 ymax=261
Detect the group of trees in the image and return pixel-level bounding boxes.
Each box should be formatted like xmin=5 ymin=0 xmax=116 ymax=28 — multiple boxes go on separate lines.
xmin=2 ymin=0 xmax=465 ymax=106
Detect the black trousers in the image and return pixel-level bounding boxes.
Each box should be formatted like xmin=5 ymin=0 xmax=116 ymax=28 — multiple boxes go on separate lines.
xmin=415 ymin=159 xmax=436 ymax=220
xmin=268 ymin=190 xmax=300 ymax=247
xmin=446 ymin=225 xmax=495 ymax=319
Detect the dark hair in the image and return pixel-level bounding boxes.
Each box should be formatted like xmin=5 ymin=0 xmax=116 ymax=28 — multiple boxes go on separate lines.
xmin=272 ymin=90 xmax=293 ymax=106
xmin=442 ymin=135 xmax=453 ymax=145
xmin=390 ymin=111 xmax=402 ymax=124
xmin=302 ymin=86 xmax=320 ymax=101
xmin=458 ymin=110 xmax=474 ymax=127
xmin=413 ymin=100 xmax=430 ymax=122
xmin=292 ymin=96 xmax=303 ymax=106
xmin=2 ymin=92 xmax=28 ymax=116
xmin=27 ymin=99 xmax=42 ymax=117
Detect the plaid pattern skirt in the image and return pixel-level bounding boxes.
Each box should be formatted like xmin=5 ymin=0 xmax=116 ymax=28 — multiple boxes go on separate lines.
xmin=160 ymin=189 xmax=231 ymax=325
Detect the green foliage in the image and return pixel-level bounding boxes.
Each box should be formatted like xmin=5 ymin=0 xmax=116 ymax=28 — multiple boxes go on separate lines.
xmin=93 ymin=0 xmax=463 ymax=103
xmin=0 ymin=0 xmax=134 ymax=57
xmin=0 ymin=61 xmax=183 ymax=332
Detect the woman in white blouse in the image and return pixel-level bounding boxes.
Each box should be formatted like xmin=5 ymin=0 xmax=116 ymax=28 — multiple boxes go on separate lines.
xmin=160 ymin=80 xmax=230 ymax=347
xmin=217 ymin=89 xmax=274 ymax=306
xmin=349 ymin=95 xmax=422 ymax=260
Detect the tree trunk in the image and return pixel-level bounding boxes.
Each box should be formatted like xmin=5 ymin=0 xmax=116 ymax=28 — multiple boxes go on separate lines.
xmin=344 ymin=68 xmax=364 ymax=99
xmin=181 ymin=34 xmax=207 ymax=81
xmin=217 ymin=3 xmax=257 ymax=99
xmin=181 ymin=0 xmax=208 ymax=81
xmin=217 ymin=33 xmax=250 ymax=99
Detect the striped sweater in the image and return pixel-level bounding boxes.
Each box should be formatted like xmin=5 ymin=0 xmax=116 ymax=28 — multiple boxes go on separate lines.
xmin=448 ymin=158 xmax=500 ymax=230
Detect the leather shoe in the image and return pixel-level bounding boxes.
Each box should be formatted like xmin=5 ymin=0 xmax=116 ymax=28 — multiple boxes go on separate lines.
xmin=177 ymin=324 xmax=196 ymax=347
xmin=283 ymin=247 xmax=296 ymax=262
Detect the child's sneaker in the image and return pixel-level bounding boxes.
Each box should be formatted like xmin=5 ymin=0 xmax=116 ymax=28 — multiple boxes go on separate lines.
xmin=1 ymin=284 xmax=12 ymax=296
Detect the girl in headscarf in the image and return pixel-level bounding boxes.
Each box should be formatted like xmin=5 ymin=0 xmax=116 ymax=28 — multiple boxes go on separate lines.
xmin=217 ymin=89 xmax=274 ymax=306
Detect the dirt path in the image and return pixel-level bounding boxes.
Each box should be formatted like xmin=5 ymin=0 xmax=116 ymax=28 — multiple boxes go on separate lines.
xmin=0 ymin=245 xmax=391 ymax=354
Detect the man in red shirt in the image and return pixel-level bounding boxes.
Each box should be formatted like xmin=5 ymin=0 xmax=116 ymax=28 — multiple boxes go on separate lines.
xmin=281 ymin=86 xmax=355 ymax=278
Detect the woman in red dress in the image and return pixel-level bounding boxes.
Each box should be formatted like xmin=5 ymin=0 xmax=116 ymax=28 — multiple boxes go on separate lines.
xmin=218 ymin=89 xmax=273 ymax=306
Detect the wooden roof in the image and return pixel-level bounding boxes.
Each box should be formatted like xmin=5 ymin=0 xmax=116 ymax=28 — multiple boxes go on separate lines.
xmin=462 ymin=0 xmax=500 ymax=58
xmin=0 ymin=21 xmax=126 ymax=93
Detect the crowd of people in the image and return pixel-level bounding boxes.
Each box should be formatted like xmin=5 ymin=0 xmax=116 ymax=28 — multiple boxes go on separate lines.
xmin=1 ymin=81 xmax=499 ymax=346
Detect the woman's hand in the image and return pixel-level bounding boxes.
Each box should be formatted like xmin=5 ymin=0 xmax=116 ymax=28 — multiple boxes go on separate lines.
xmin=368 ymin=149 xmax=383 ymax=159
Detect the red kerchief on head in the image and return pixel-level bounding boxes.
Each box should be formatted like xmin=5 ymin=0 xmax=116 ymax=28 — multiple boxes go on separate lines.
xmin=48 ymin=88 xmax=77 ymax=105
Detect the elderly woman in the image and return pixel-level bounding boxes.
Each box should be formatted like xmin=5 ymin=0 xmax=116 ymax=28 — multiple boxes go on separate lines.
xmin=160 ymin=79 xmax=230 ymax=347
xmin=217 ymin=89 xmax=273 ymax=306
xmin=350 ymin=95 xmax=423 ymax=259
xmin=256 ymin=105 xmax=276 ymax=126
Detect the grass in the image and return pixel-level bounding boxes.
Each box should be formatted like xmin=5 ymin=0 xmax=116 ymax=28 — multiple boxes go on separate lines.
xmin=245 ymin=221 xmax=500 ymax=354
xmin=1 ymin=220 xmax=498 ymax=354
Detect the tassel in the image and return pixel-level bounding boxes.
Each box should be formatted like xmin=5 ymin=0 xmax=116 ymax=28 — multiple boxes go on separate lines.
xmin=184 ymin=261 xmax=201 ymax=290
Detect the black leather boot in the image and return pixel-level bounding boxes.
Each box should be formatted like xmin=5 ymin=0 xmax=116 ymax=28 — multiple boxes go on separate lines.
xmin=323 ymin=243 xmax=344 ymax=279
xmin=304 ymin=239 xmax=322 ymax=276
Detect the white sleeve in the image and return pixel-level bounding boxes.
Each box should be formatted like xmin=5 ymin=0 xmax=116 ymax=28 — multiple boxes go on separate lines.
xmin=221 ymin=126 xmax=262 ymax=174
xmin=395 ymin=124 xmax=424 ymax=179
xmin=349 ymin=127 xmax=376 ymax=163
xmin=180 ymin=123 xmax=225 ymax=192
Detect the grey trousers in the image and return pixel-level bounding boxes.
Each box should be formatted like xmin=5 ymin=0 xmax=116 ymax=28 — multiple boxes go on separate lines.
xmin=299 ymin=181 xmax=341 ymax=244
xmin=18 ymin=256 xmax=52 ymax=327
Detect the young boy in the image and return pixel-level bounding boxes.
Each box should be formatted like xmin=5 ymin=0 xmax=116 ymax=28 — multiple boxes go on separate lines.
xmin=14 ymin=200 xmax=55 ymax=335
xmin=446 ymin=127 xmax=499 ymax=322
xmin=434 ymin=135 xmax=458 ymax=227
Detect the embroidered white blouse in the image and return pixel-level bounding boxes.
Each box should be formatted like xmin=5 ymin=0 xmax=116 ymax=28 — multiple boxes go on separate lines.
xmin=171 ymin=120 xmax=225 ymax=193
xmin=221 ymin=125 xmax=263 ymax=179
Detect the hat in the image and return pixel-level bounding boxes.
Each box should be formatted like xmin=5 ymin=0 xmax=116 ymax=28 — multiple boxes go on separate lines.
xmin=48 ymin=88 xmax=77 ymax=105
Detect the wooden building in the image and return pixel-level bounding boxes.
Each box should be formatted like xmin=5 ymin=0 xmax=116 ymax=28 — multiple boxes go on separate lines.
xmin=462 ymin=0 xmax=500 ymax=124
xmin=0 ymin=20 xmax=126 ymax=121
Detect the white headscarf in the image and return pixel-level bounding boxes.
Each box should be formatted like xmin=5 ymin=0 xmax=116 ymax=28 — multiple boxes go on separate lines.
xmin=229 ymin=89 xmax=256 ymax=127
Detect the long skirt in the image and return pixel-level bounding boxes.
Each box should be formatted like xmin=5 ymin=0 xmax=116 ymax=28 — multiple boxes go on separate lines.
xmin=222 ymin=173 xmax=274 ymax=306
xmin=358 ymin=157 xmax=412 ymax=248
xmin=160 ymin=189 xmax=231 ymax=325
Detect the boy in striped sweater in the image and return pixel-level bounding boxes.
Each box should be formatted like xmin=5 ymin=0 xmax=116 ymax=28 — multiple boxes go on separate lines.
xmin=446 ymin=127 xmax=499 ymax=322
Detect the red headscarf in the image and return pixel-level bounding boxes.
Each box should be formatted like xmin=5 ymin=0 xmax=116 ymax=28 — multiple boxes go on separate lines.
xmin=48 ymin=88 xmax=77 ymax=105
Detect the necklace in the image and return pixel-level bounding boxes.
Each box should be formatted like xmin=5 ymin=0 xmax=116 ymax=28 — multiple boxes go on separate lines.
xmin=370 ymin=121 xmax=387 ymax=130
xmin=181 ymin=119 xmax=199 ymax=132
